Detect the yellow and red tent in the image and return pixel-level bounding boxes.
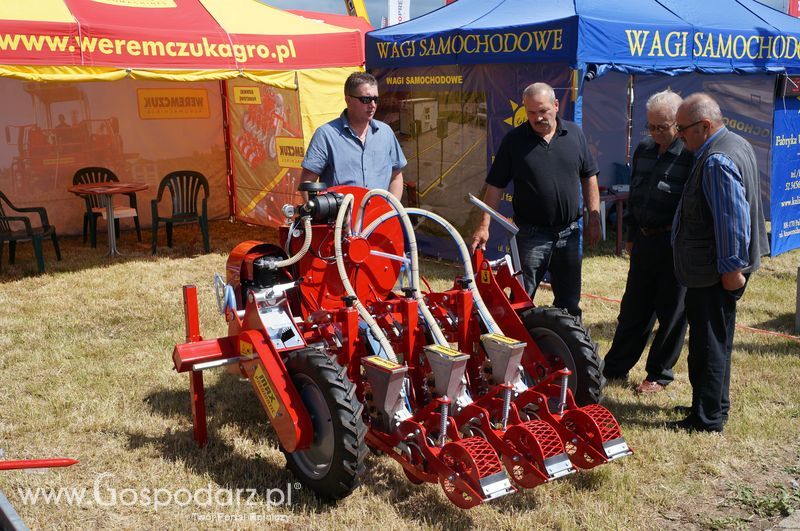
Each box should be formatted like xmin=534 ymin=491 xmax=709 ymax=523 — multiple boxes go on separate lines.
xmin=0 ymin=0 xmax=365 ymax=76
xmin=0 ymin=0 xmax=367 ymax=233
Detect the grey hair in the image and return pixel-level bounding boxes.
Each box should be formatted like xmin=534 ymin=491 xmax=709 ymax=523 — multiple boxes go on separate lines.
xmin=522 ymin=82 xmax=556 ymax=102
xmin=681 ymin=92 xmax=723 ymax=125
xmin=645 ymin=89 xmax=682 ymax=116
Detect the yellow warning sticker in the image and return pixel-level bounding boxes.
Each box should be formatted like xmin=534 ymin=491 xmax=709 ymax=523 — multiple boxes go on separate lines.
xmin=365 ymin=356 xmax=401 ymax=371
xmin=252 ymin=365 xmax=281 ymax=419
xmin=428 ymin=344 xmax=465 ymax=358
xmin=239 ymin=339 xmax=254 ymax=359
xmin=484 ymin=333 xmax=523 ymax=345
xmin=481 ymin=270 xmax=490 ymax=284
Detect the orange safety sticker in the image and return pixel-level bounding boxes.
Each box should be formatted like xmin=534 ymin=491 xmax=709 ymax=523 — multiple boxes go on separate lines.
xmin=481 ymin=270 xmax=490 ymax=284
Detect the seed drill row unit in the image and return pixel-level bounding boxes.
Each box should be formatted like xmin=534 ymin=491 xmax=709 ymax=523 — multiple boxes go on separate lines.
xmin=171 ymin=184 xmax=631 ymax=509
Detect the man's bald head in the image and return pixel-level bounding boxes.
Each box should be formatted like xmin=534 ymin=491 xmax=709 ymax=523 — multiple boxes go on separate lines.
xmin=675 ymin=92 xmax=725 ymax=150
xmin=680 ymin=93 xmax=723 ymax=127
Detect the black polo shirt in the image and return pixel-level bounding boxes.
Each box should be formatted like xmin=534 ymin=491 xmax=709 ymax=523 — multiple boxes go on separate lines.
xmin=486 ymin=118 xmax=598 ymax=228
xmin=626 ymin=136 xmax=694 ymax=241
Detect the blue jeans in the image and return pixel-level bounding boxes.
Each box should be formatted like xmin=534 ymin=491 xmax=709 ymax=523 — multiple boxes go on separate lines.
xmin=516 ymin=221 xmax=582 ymax=316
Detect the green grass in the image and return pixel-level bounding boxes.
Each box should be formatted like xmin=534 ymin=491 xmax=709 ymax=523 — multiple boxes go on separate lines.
xmin=1 ymin=221 xmax=799 ymax=529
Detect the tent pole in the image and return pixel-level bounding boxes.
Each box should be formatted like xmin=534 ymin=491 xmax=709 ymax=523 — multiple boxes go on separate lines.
xmin=220 ymin=79 xmax=236 ymax=221
xmin=625 ymin=75 xmax=634 ymax=165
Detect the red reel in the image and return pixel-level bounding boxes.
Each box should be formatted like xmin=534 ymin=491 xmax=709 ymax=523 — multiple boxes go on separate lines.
xmin=438 ymin=437 xmax=503 ymax=509
xmin=290 ymin=186 xmax=405 ymax=313
xmin=502 ymin=419 xmax=567 ymax=489
xmin=561 ymin=404 xmax=623 ymax=469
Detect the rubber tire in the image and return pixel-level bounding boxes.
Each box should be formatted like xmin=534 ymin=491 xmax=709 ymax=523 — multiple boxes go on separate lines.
xmin=282 ymin=347 xmax=368 ymax=501
xmin=522 ymin=306 xmax=605 ymax=405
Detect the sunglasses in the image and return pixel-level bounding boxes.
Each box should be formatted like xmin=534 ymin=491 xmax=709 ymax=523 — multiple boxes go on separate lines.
xmin=676 ymin=120 xmax=704 ymax=133
xmin=646 ymin=122 xmax=674 ymax=133
xmin=349 ymin=94 xmax=379 ymax=104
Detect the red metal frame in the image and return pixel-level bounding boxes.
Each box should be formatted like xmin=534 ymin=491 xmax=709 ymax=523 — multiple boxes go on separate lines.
xmin=0 ymin=459 xmax=78 ymax=471
xmin=170 ymin=185 xmax=631 ymax=508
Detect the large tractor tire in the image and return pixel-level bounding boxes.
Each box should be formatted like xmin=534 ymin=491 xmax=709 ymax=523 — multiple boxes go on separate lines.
xmin=522 ymin=307 xmax=605 ymax=405
xmin=282 ymin=347 xmax=368 ymax=501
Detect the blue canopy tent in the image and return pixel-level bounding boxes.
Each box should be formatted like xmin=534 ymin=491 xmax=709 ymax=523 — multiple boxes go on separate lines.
xmin=367 ymin=0 xmax=800 ymax=74
xmin=365 ymin=0 xmax=800 ymax=256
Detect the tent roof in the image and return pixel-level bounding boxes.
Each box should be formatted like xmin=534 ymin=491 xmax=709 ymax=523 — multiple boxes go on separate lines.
xmin=366 ymin=0 xmax=800 ymax=74
xmin=288 ymin=10 xmax=373 ymax=35
xmin=0 ymin=0 xmax=365 ymax=80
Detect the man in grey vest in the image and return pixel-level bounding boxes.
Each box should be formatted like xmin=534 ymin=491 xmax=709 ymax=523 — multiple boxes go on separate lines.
xmin=668 ymin=93 xmax=769 ymax=433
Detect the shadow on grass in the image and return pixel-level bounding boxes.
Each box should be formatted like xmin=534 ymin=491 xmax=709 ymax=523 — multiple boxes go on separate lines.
xmin=600 ymin=396 xmax=678 ymax=429
xmin=751 ymin=312 xmax=797 ymax=332
xmin=0 ymin=219 xmax=276 ymax=282
xmin=138 ymin=371 xmax=477 ymax=520
xmin=734 ymin=338 xmax=800 ymax=356
xmin=135 ymin=371 xmax=371 ymax=515
xmin=358 ymin=455 xmax=477 ymax=528
xmin=582 ymin=318 xmax=619 ymax=343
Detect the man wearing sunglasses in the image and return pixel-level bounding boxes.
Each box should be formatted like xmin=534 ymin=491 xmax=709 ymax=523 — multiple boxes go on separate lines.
xmin=603 ymin=90 xmax=693 ymax=396
xmin=301 ymin=72 xmax=406 ymax=198
xmin=667 ymin=93 xmax=769 ymax=433
xmin=470 ymin=82 xmax=600 ymax=318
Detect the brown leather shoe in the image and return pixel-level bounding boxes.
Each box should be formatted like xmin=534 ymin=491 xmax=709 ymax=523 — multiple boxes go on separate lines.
xmin=635 ymin=380 xmax=665 ymax=394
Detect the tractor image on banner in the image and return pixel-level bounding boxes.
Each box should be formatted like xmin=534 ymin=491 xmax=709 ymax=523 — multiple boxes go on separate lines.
xmin=6 ymin=83 xmax=127 ymax=197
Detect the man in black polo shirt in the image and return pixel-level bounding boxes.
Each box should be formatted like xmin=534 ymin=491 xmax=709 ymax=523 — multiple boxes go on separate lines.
xmin=470 ymin=82 xmax=601 ymax=316
xmin=602 ymin=90 xmax=694 ymax=394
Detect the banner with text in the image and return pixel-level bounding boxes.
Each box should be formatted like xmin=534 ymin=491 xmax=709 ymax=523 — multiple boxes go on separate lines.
xmin=771 ymin=90 xmax=800 ymax=256
xmin=373 ymin=62 xmax=571 ymax=260
xmin=387 ymin=0 xmax=410 ymax=26
xmin=0 ymin=77 xmax=227 ymax=235
xmin=226 ymin=80 xmax=304 ymax=227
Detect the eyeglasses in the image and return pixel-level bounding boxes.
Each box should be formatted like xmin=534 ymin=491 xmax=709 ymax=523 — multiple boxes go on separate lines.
xmin=676 ymin=120 xmax=704 ymax=133
xmin=349 ymin=94 xmax=379 ymax=104
xmin=646 ymin=122 xmax=674 ymax=133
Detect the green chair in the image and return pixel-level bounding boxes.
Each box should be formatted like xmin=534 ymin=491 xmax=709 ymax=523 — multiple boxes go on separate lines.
xmin=73 ymin=167 xmax=142 ymax=248
xmin=0 ymin=191 xmax=62 ymax=274
xmin=151 ymin=170 xmax=210 ymax=254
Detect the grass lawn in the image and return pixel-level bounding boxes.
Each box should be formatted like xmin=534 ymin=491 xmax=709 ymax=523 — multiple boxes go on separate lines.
xmin=1 ymin=220 xmax=799 ymax=530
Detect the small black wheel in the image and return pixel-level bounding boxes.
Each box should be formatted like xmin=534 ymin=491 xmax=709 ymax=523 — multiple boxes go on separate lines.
xmin=299 ymin=181 xmax=327 ymax=193
xmin=282 ymin=347 xmax=368 ymax=500
xmin=522 ymin=306 xmax=604 ymax=405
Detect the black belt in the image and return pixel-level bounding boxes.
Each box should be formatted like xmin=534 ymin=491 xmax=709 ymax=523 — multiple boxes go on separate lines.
xmin=639 ymin=225 xmax=672 ymax=236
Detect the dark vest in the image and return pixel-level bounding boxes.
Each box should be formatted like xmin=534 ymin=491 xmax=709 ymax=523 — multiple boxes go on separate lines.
xmin=673 ymin=127 xmax=769 ymax=288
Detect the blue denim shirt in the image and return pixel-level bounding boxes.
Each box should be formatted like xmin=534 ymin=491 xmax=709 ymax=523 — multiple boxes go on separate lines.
xmin=301 ymin=110 xmax=407 ymax=190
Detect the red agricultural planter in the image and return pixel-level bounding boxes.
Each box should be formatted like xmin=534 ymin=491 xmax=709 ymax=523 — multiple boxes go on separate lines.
xmin=171 ymin=183 xmax=631 ymax=509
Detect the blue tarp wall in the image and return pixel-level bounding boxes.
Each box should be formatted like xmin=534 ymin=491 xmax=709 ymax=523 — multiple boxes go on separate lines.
xmin=367 ymin=0 xmax=800 ymax=257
